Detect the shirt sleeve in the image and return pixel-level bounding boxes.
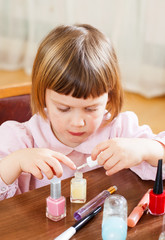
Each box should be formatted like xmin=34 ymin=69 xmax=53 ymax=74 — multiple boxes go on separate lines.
xmin=111 ymin=111 xmax=165 ymax=180
xmin=0 ymin=121 xmax=34 ymax=158
xmin=0 ymin=178 xmax=18 ymax=200
xmin=0 ymin=121 xmax=34 ymax=200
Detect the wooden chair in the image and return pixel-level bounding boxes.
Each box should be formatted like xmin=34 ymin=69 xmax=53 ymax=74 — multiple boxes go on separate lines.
xmin=0 ymin=94 xmax=31 ymax=125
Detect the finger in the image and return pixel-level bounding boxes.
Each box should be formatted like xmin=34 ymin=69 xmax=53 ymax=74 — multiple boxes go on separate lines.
xmin=52 ymin=152 xmax=76 ymax=170
xmin=36 ymin=160 xmax=57 ymax=179
xmin=30 ymin=166 xmax=43 ymax=180
xmin=91 ymin=140 xmax=111 ymax=160
xmin=97 ymin=148 xmax=113 ymax=165
xmin=105 ymin=161 xmax=125 ymax=176
xmin=103 ymin=154 xmax=119 ymax=170
xmin=45 ymin=157 xmax=63 ymax=178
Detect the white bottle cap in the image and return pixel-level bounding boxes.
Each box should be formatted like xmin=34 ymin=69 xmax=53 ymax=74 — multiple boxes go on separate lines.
xmin=86 ymin=156 xmax=98 ymax=167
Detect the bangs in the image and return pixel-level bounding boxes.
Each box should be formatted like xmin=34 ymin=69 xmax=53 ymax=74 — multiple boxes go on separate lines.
xmin=47 ymin=43 xmax=111 ymax=99
xmin=49 ymin=67 xmax=109 ymax=99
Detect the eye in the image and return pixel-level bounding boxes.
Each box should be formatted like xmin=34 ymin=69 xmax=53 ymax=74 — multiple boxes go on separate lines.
xmin=57 ymin=107 xmax=70 ymax=112
xmin=85 ymin=108 xmax=98 ymax=112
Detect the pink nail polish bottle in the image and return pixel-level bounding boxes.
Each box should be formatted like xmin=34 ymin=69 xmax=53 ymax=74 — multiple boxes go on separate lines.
xmin=46 ymin=177 xmax=66 ymax=221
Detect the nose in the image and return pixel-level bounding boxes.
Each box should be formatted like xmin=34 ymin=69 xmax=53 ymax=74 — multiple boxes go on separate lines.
xmin=70 ymin=111 xmax=85 ymax=127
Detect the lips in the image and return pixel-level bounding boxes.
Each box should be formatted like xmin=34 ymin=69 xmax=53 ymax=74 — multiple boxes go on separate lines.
xmin=68 ymin=131 xmax=85 ymax=136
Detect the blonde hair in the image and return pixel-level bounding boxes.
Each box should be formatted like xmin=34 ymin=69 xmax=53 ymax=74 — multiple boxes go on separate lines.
xmin=31 ymin=24 xmax=123 ymax=123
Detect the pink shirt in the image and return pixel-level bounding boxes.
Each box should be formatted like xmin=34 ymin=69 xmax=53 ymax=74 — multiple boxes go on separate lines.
xmin=0 ymin=111 xmax=165 ymax=200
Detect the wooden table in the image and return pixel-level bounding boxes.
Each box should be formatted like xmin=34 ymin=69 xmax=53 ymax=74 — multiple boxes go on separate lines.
xmin=0 ymin=168 xmax=164 ymax=240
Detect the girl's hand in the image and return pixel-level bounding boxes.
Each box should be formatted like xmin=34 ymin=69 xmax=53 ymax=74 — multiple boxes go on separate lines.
xmin=91 ymin=138 xmax=165 ymax=176
xmin=0 ymin=148 xmax=76 ymax=184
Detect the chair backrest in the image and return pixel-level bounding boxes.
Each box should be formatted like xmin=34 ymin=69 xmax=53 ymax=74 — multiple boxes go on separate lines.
xmin=0 ymin=94 xmax=32 ymax=125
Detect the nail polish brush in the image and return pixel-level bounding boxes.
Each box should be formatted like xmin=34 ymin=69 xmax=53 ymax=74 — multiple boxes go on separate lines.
xmin=54 ymin=206 xmax=102 ymax=240
xmin=77 ymin=156 xmax=98 ymax=170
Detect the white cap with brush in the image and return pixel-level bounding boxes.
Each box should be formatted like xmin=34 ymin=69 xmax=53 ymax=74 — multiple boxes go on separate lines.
xmin=77 ymin=156 xmax=98 ymax=170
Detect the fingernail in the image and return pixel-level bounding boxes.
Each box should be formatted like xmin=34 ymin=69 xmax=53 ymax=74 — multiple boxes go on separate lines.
xmin=106 ymin=171 xmax=109 ymax=176
xmin=73 ymin=164 xmax=77 ymax=169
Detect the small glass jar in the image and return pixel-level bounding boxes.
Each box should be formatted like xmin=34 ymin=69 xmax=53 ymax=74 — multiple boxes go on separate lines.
xmin=70 ymin=172 xmax=86 ymax=203
xmin=102 ymin=194 xmax=127 ymax=240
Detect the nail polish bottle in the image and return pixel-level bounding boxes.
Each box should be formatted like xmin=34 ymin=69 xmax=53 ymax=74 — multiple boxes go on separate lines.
xmin=70 ymin=172 xmax=87 ymax=203
xmin=46 ymin=177 xmax=66 ymax=221
xmin=149 ymin=159 xmax=165 ymax=215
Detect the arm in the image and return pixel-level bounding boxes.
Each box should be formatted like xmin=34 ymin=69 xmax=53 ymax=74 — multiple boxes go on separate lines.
xmin=0 ymin=119 xmax=76 ymax=197
xmin=91 ymin=137 xmax=165 ymax=176
xmin=0 ymin=148 xmax=76 ymax=185
xmin=91 ymin=111 xmax=165 ymax=178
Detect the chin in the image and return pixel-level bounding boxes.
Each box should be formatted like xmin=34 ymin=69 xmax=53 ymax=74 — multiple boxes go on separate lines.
xmin=66 ymin=138 xmax=87 ymax=147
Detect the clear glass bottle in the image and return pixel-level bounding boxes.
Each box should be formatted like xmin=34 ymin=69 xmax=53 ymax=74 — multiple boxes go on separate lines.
xmin=70 ymin=172 xmax=86 ymax=203
xmin=102 ymin=194 xmax=127 ymax=240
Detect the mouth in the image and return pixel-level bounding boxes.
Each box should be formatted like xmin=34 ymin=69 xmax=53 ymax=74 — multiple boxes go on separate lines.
xmin=68 ymin=131 xmax=85 ymax=136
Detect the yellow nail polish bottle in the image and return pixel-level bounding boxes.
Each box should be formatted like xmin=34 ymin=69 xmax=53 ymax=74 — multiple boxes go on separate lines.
xmin=70 ymin=172 xmax=87 ymax=203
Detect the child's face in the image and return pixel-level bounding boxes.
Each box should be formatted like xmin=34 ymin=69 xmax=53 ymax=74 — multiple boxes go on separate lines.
xmin=45 ymin=89 xmax=108 ymax=148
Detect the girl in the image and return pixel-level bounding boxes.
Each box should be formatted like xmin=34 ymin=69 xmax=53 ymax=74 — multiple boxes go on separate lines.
xmin=0 ymin=24 xmax=165 ymax=200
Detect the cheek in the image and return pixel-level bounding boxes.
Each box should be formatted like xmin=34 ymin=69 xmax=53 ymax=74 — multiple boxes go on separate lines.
xmin=87 ymin=114 xmax=104 ymax=130
xmin=48 ymin=111 xmax=65 ymax=130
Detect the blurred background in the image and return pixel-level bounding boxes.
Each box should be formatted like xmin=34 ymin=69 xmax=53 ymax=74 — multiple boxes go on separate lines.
xmin=0 ymin=0 xmax=165 ymax=132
